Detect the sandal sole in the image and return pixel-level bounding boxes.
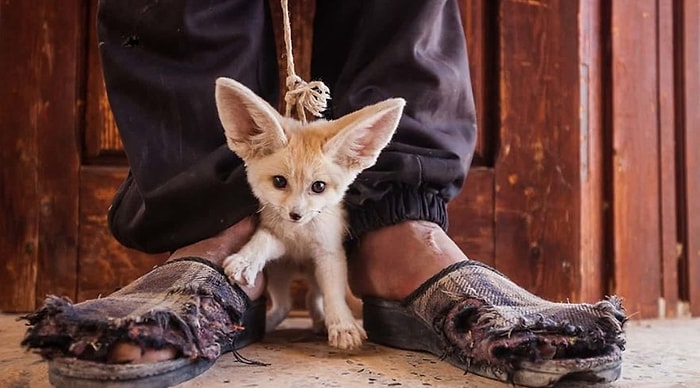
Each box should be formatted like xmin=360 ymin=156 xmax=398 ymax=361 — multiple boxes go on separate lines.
xmin=363 ymin=297 xmax=622 ymax=387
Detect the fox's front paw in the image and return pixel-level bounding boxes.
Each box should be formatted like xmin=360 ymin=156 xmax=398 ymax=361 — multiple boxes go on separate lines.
xmin=326 ymin=316 xmax=367 ymax=350
xmin=222 ymin=253 xmax=263 ymax=286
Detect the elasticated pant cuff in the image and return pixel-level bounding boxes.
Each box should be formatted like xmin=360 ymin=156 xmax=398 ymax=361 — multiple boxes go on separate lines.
xmin=347 ymin=186 xmax=448 ymax=241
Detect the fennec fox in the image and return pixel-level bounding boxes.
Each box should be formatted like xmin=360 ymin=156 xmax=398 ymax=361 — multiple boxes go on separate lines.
xmin=215 ymin=77 xmax=405 ymax=350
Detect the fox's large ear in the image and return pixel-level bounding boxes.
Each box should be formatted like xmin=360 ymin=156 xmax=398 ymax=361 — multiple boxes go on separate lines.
xmin=215 ymin=77 xmax=287 ymax=160
xmin=324 ymin=98 xmax=405 ymax=171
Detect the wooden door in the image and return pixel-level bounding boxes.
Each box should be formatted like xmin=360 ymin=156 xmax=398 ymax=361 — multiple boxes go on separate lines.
xmin=453 ymin=1 xmax=605 ymax=303
xmin=2 ymin=0 xmax=698 ymax=319
xmin=0 ymin=0 xmax=168 ymax=311
xmin=0 ymin=0 xmax=622 ymax=309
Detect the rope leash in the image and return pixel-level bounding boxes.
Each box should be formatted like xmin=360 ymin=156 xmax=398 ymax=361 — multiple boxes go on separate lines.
xmin=280 ymin=0 xmax=330 ymax=123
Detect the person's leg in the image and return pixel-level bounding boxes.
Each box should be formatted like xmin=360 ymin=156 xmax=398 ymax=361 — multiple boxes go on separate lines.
xmin=311 ymin=0 xmax=476 ymax=297
xmin=100 ymin=0 xmax=278 ymax=254
xmin=312 ymin=1 xmax=626 ymax=385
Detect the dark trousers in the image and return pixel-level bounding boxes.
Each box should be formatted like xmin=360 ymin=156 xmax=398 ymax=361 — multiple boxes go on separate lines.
xmin=98 ymin=0 xmax=477 ymax=253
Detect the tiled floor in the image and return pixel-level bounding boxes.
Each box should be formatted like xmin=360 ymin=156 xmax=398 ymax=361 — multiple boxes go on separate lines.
xmin=2 ymin=314 xmax=699 ymax=387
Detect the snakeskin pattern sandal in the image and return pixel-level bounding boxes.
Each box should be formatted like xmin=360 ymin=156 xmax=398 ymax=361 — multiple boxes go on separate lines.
xmin=22 ymin=258 xmax=266 ymax=388
xmin=363 ymin=260 xmax=627 ymax=387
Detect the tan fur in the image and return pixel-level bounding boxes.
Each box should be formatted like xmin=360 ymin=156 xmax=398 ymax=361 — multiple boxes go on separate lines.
xmin=215 ymin=77 xmax=405 ymax=350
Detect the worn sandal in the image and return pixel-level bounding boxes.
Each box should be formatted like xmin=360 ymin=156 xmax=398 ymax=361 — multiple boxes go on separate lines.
xmin=22 ymin=257 xmax=265 ymax=388
xmin=363 ymin=260 xmax=626 ymax=387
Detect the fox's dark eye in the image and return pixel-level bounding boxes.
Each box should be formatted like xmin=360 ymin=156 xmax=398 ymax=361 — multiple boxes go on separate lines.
xmin=311 ymin=181 xmax=326 ymax=193
xmin=272 ymin=175 xmax=287 ymax=189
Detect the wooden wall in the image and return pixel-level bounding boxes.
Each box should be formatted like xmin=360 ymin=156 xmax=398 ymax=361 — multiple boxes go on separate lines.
xmin=0 ymin=0 xmax=83 ymax=311
xmin=680 ymin=0 xmax=700 ymax=317
xmin=606 ymin=0 xmax=700 ymax=318
xmin=1 ymin=0 xmax=699 ymax=320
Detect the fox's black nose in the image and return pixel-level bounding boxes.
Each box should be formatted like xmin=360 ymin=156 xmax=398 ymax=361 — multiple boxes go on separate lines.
xmin=289 ymin=212 xmax=301 ymax=221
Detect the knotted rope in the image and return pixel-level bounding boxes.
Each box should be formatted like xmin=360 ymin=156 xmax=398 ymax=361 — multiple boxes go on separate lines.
xmin=281 ymin=0 xmax=330 ymax=123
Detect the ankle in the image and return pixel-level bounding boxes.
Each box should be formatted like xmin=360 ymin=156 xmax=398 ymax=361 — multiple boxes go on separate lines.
xmin=168 ymin=216 xmax=265 ymax=300
xmin=349 ymin=220 xmax=467 ymax=300
xmin=169 ymin=217 xmax=256 ymax=265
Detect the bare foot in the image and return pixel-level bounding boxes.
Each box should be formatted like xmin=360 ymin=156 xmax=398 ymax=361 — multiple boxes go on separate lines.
xmin=107 ymin=217 xmax=264 ymax=364
xmin=349 ymin=220 xmax=467 ymax=300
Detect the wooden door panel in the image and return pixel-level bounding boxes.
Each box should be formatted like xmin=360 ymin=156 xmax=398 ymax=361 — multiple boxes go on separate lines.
xmin=0 ymin=0 xmax=82 ymax=311
xmin=678 ymin=0 xmax=700 ymax=316
xmin=495 ymin=1 xmax=588 ymax=302
xmin=459 ymin=0 xmax=498 ymax=166
xmin=657 ymin=0 xmax=680 ymax=318
xmin=447 ymin=168 xmax=495 ymax=268
xmin=609 ymin=0 xmax=663 ymax=319
xmin=78 ymin=167 xmax=167 ymax=301
xmin=84 ymin=0 xmax=125 ymax=165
